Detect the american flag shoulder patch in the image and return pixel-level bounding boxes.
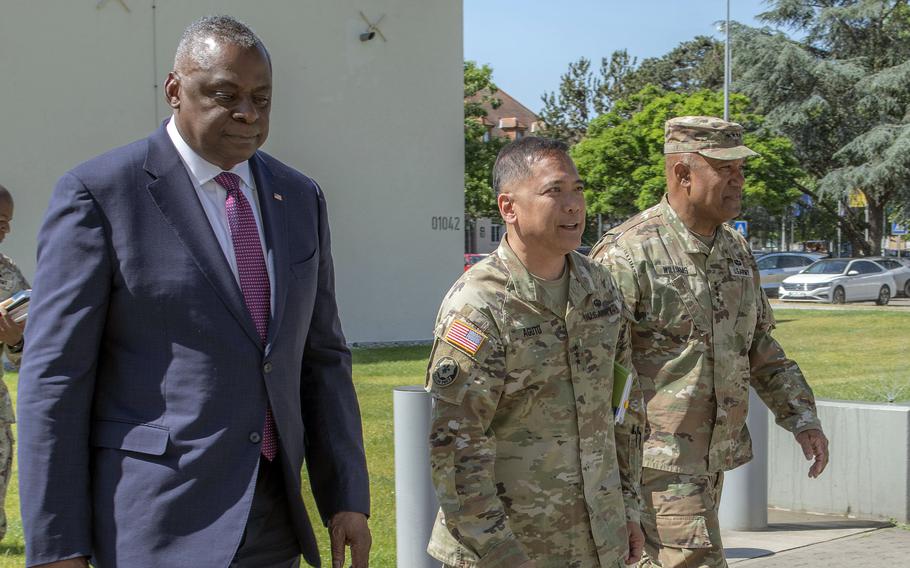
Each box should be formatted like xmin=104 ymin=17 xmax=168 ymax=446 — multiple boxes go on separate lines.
xmin=444 ymin=318 xmax=487 ymax=357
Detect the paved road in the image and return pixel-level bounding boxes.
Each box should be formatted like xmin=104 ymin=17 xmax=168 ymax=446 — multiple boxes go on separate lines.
xmin=737 ymin=526 xmax=910 ymax=566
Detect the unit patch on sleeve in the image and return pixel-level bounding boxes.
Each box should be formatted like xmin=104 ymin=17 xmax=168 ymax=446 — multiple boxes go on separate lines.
xmin=432 ymin=357 xmax=460 ymax=387
xmin=443 ymin=318 xmax=487 ymax=357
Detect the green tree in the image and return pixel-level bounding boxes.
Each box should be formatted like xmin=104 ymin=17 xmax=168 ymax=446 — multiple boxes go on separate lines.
xmin=540 ymin=37 xmax=727 ymax=143
xmin=539 ymin=51 xmax=638 ymax=143
xmin=463 ymin=61 xmax=507 ymax=221
xmin=623 ymin=36 xmax=726 ymax=95
xmin=571 ymin=88 xmax=805 ymax=229
xmin=734 ymin=0 xmax=910 ymax=254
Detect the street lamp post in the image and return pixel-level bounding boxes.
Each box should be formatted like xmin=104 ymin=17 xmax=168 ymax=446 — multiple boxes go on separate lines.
xmin=717 ymin=0 xmax=770 ymax=533
xmin=724 ymin=0 xmax=731 ymax=120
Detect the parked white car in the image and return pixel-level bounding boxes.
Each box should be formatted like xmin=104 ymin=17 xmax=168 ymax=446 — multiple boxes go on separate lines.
xmin=868 ymin=257 xmax=910 ymax=297
xmin=779 ymin=258 xmax=897 ymax=305
xmin=756 ymin=252 xmax=825 ymax=296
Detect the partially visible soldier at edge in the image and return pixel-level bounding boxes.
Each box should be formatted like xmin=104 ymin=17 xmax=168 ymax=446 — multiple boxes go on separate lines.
xmin=590 ymin=116 xmax=829 ymax=568
xmin=425 ymin=136 xmax=646 ymax=568
xmin=0 ymin=183 xmax=27 ymax=544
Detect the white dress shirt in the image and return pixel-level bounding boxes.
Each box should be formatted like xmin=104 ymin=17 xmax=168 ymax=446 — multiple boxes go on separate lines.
xmin=166 ymin=117 xmax=276 ymax=312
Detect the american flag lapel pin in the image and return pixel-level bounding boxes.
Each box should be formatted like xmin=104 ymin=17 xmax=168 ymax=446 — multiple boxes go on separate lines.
xmin=273 ymin=193 xmax=283 ymax=201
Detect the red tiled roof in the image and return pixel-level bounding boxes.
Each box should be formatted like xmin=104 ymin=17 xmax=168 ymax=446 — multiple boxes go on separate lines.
xmin=466 ymin=88 xmax=542 ymax=139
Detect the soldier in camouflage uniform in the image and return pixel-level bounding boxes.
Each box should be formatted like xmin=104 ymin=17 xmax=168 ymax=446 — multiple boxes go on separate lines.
xmin=590 ymin=117 xmax=830 ymax=568
xmin=0 ymin=184 xmax=27 ymax=542
xmin=426 ymin=137 xmax=645 ymax=568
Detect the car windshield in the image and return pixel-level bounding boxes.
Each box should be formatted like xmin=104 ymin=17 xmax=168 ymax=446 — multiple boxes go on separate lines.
xmin=804 ymin=259 xmax=849 ymax=274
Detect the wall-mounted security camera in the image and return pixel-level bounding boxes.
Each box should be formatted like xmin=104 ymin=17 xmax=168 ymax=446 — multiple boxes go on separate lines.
xmin=359 ymin=11 xmax=386 ymax=43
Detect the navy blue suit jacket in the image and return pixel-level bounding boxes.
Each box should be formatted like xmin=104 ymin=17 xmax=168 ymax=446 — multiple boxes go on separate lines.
xmin=17 ymin=124 xmax=370 ymax=567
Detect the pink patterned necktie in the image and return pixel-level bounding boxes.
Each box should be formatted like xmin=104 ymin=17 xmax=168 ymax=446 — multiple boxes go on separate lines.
xmin=214 ymin=171 xmax=277 ymax=461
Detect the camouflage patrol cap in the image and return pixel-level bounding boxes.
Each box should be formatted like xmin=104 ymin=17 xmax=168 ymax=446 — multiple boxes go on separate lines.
xmin=664 ymin=116 xmax=759 ymax=160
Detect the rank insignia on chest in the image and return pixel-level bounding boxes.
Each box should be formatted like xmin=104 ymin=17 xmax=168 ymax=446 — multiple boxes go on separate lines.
xmin=432 ymin=357 xmax=460 ymax=387
xmin=444 ymin=318 xmax=487 ymax=356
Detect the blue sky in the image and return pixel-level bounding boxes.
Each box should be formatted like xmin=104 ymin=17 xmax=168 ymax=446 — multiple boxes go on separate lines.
xmin=465 ymin=0 xmax=774 ymax=113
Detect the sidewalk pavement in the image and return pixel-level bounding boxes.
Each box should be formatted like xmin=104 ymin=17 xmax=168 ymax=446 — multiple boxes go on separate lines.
xmin=722 ymin=509 xmax=910 ymax=566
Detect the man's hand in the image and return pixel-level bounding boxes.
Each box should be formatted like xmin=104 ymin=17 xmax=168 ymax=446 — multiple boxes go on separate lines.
xmin=0 ymin=311 xmax=24 ymax=346
xmin=625 ymin=521 xmax=644 ymax=565
xmin=796 ymin=429 xmax=829 ymax=478
xmin=329 ymin=511 xmax=371 ymax=568
xmin=33 ymin=558 xmax=89 ymax=568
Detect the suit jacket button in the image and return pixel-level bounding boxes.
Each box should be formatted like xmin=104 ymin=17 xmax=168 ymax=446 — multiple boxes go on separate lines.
xmin=249 ymin=432 xmax=262 ymax=444
xmin=263 ymin=362 xmax=273 ymax=373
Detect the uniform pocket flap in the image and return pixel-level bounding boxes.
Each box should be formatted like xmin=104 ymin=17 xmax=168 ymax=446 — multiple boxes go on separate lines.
xmin=290 ymin=253 xmax=318 ymax=280
xmin=653 ymin=514 xmax=712 ymax=549
xmin=91 ymin=419 xmax=169 ymax=456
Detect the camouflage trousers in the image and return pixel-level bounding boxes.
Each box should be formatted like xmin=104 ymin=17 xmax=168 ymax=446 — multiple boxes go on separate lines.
xmin=0 ymin=422 xmax=12 ymax=542
xmin=638 ymin=468 xmax=726 ymax=568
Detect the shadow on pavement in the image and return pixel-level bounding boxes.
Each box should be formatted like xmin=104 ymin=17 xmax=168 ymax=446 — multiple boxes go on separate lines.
xmin=764 ymin=519 xmax=892 ymax=532
xmin=726 ymin=547 xmax=774 ymax=559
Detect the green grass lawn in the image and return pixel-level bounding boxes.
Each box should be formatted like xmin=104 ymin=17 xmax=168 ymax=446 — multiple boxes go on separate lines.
xmin=0 ymin=308 xmax=905 ymax=566
xmin=770 ymin=309 xmax=909 ymax=403
xmin=301 ymin=345 xmax=431 ymax=567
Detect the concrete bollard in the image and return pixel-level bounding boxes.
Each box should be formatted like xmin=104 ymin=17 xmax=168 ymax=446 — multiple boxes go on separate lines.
xmin=719 ymin=387 xmax=769 ymax=531
xmin=393 ymin=386 xmax=438 ymax=568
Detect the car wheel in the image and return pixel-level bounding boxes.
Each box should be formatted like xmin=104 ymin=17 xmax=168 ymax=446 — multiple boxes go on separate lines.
xmin=832 ymin=287 xmax=846 ymax=304
xmin=904 ymin=280 xmax=910 ymax=298
xmin=876 ymin=285 xmax=891 ymax=306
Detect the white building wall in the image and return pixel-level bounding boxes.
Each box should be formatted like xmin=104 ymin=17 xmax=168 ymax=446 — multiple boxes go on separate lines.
xmin=0 ymin=0 xmax=464 ymax=343
xmin=471 ymin=217 xmax=503 ymax=254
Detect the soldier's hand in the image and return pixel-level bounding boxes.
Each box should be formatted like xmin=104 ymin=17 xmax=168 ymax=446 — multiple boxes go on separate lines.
xmin=796 ymin=429 xmax=829 ymax=478
xmin=329 ymin=511 xmax=371 ymax=568
xmin=0 ymin=311 xmax=24 ymax=346
xmin=625 ymin=521 xmax=644 ymax=565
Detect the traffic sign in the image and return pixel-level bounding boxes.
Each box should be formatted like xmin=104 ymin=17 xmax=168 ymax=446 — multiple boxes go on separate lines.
xmin=733 ymin=220 xmax=748 ymax=238
xmin=849 ymin=189 xmax=867 ymax=208
xmin=893 ymin=223 xmax=908 ymax=236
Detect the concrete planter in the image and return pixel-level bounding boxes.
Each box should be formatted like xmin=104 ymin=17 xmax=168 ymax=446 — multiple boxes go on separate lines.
xmin=768 ymin=400 xmax=910 ymax=522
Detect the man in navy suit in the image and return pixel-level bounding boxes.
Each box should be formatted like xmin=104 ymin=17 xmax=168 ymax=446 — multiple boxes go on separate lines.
xmin=18 ymin=15 xmax=370 ymax=568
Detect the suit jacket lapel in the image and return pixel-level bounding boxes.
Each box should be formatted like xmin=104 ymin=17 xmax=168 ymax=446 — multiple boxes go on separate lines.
xmin=250 ymin=154 xmax=289 ymax=356
xmin=143 ymin=124 xmax=263 ymax=348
